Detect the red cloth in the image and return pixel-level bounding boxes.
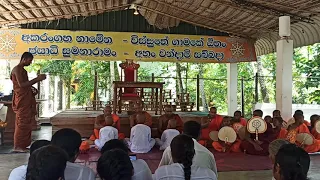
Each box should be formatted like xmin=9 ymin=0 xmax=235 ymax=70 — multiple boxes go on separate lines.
xmin=304 ymin=120 xmax=311 ymax=127
xmin=212 ymin=140 xmax=242 ymax=153
xmin=159 ymin=114 xmax=184 ymax=133
xmin=312 ymin=128 xmax=320 ymax=140
xmin=11 ymin=70 xmax=36 ymax=150
xmin=201 ymin=115 xmax=223 ymax=140
xmin=240 ymin=123 xmax=275 ymax=156
xmin=124 ymin=67 xmax=135 ymax=93
xmin=239 ymin=118 xmax=247 ymax=126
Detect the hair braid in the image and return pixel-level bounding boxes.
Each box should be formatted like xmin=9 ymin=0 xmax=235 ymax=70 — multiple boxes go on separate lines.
xmin=181 ymin=149 xmax=193 ymax=180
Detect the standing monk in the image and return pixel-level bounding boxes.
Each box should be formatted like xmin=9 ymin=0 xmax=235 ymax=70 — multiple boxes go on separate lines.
xmin=11 ymin=52 xmax=46 ymax=152
xmin=89 ymin=105 xmax=125 ymax=141
xmin=158 ymin=105 xmax=183 ymax=134
xmin=200 ymin=107 xmax=223 ymax=145
xmin=129 ymin=103 xmax=152 ymax=128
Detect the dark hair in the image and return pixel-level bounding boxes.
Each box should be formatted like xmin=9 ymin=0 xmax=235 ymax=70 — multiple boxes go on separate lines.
xmin=273 ymin=110 xmax=281 ymax=114
xmin=170 ymin=134 xmax=195 ymax=180
xmin=210 ymin=107 xmax=217 ymax=110
xmin=310 ymin=114 xmax=319 ymax=127
xmin=97 ymin=149 xmax=133 ymax=180
xmin=21 ymin=52 xmax=33 ymax=61
xmin=183 ymin=121 xmax=201 ymax=139
xmin=30 ymin=140 xmax=51 ymax=154
xmin=275 ymin=144 xmax=310 ymax=180
xmin=295 ymin=110 xmax=304 ymax=115
xmin=273 ymin=117 xmax=284 ymax=124
xmin=253 ymin=109 xmax=263 ymax=117
xmin=51 ymin=128 xmax=82 ymax=161
xmin=234 ymin=110 xmax=241 ymax=116
xmin=26 ymin=145 xmax=68 ymax=180
xmin=101 ymin=139 xmax=129 ymax=154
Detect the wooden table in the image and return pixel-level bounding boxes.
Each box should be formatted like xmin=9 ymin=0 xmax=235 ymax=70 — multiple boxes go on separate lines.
xmin=113 ymin=81 xmax=165 ymax=115
xmin=0 ymin=99 xmax=46 ymax=143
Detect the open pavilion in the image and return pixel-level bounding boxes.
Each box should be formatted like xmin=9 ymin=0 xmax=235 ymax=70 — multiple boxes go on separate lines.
xmin=0 ymin=0 xmax=320 ymax=179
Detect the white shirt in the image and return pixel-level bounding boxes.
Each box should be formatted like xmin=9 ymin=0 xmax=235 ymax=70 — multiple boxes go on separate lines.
xmin=159 ymin=138 xmax=218 ymax=177
xmin=154 ymin=163 xmax=217 ymax=180
xmin=8 ymin=162 xmax=95 ymax=180
xmin=129 ymin=124 xmax=154 ymax=153
xmin=132 ymin=159 xmax=153 ymax=180
xmin=159 ymin=129 xmax=180 ymax=150
xmin=95 ymin=126 xmax=118 ymax=150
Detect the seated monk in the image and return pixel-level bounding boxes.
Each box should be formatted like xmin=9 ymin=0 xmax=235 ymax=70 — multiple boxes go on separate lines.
xmin=295 ymin=110 xmax=311 ymax=127
xmin=233 ymin=110 xmax=247 ymax=126
xmin=240 ymin=109 xmax=276 ymax=156
xmin=212 ymin=116 xmax=241 ymax=152
xmin=310 ymin=114 xmax=320 ymax=139
xmin=272 ymin=117 xmax=287 ymax=139
xmin=89 ymin=105 xmax=125 ymax=141
xmin=272 ymin=110 xmax=281 ymax=118
xmin=158 ymin=105 xmax=183 ymax=134
xmin=129 ymin=103 xmax=152 ymax=128
xmin=200 ymin=107 xmax=223 ymax=146
xmin=287 ymin=113 xmax=320 ymax=153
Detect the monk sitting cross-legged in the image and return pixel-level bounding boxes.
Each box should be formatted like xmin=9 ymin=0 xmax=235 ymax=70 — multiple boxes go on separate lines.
xmin=199 ymin=107 xmax=223 ymax=146
xmin=232 ymin=110 xmax=247 ymax=126
xmin=129 ymin=103 xmax=152 ymax=128
xmin=158 ymin=105 xmax=183 ymax=134
xmin=89 ymin=105 xmax=125 ymax=141
xmin=240 ymin=109 xmax=276 ymax=156
xmin=286 ymin=113 xmax=320 ymax=153
xmin=212 ymin=116 xmax=241 ymax=153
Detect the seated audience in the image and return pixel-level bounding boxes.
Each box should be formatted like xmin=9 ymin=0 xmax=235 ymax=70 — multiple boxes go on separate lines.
xmin=9 ymin=140 xmax=51 ymax=180
xmin=159 ymin=120 xmax=218 ymax=176
xmin=94 ymin=116 xmax=118 ymax=150
xmin=154 ymin=134 xmax=217 ymax=180
xmin=51 ymin=128 xmax=96 ymax=180
xmin=310 ymin=114 xmax=320 ymax=139
xmin=295 ymin=110 xmax=311 ymax=127
xmin=273 ymin=110 xmax=281 ymax=118
xmin=156 ymin=119 xmax=180 ymax=150
xmin=97 ymin=149 xmax=133 ymax=180
xmin=273 ymin=144 xmax=310 ymax=180
xmin=90 ymin=105 xmax=125 ymax=141
xmin=240 ymin=109 xmax=276 ymax=156
xmin=101 ymin=139 xmax=153 ymax=180
xmin=200 ymin=107 xmax=223 ymax=146
xmin=273 ymin=117 xmax=287 ymax=139
xmin=129 ymin=103 xmax=152 ymax=128
xmin=126 ymin=113 xmax=155 ymax=153
xmin=212 ymin=116 xmax=241 ymax=153
xmin=287 ymin=113 xmax=320 ymax=153
xmin=232 ymin=110 xmax=247 ymax=126
xmin=158 ymin=105 xmax=184 ymax=134
xmin=26 ymin=145 xmax=68 ymax=180
xmin=268 ymin=139 xmax=289 ymax=164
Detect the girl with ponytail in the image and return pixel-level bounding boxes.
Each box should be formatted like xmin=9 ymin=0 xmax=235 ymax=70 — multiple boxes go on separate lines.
xmin=273 ymin=144 xmax=310 ymax=180
xmin=154 ymin=134 xmax=217 ymax=180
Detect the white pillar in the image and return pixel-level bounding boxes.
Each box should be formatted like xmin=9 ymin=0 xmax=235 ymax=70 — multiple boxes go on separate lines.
xmin=276 ymin=16 xmax=293 ymax=120
xmin=227 ymin=63 xmax=238 ymax=116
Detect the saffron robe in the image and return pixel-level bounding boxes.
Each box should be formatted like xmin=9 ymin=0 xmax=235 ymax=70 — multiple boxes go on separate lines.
xmin=11 ymin=69 xmax=36 ymax=150
xmin=288 ymin=124 xmax=320 ymax=153
xmin=212 ymin=140 xmax=241 ymax=153
xmin=201 ymin=115 xmax=223 ymax=140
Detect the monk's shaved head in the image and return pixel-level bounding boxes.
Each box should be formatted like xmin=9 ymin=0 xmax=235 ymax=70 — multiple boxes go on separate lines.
xmin=167 ymin=119 xmax=177 ymax=129
xmin=165 ymin=105 xmax=174 ymax=115
xmin=136 ymin=113 xmax=146 ymax=124
xmin=103 ymin=105 xmax=112 ymax=115
xmin=105 ymin=116 xmax=113 ymax=126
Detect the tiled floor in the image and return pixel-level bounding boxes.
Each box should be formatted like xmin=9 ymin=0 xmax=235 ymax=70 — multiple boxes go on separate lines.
xmin=1 ymin=126 xmax=319 ymax=180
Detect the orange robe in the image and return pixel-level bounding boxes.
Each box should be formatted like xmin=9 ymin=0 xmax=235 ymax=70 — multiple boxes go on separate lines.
xmin=212 ymin=139 xmax=241 ymax=153
xmin=277 ymin=128 xmax=288 ymax=139
xmin=11 ymin=70 xmax=36 ymax=150
xmin=159 ymin=114 xmax=183 ymax=133
xmin=311 ymin=128 xmax=320 ymax=140
xmin=239 ymin=118 xmax=247 ymax=126
xmin=289 ymin=124 xmax=320 ymax=153
xmin=201 ymin=115 xmax=223 ymax=140
xmin=89 ymin=114 xmax=125 ymax=141
xmin=304 ymin=120 xmax=311 ymax=127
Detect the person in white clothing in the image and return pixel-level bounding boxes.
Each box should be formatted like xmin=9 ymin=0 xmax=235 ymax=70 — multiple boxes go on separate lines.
xmin=156 ymin=119 xmax=180 ymax=150
xmin=101 ymin=139 xmax=153 ymax=180
xmin=159 ymin=121 xmax=218 ymax=177
xmin=51 ymin=128 xmax=96 ymax=180
xmin=154 ymin=134 xmax=217 ymax=180
xmin=9 ymin=140 xmax=51 ymax=180
xmin=95 ymin=116 xmax=118 ymax=150
xmin=126 ymin=113 xmax=155 ymax=153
